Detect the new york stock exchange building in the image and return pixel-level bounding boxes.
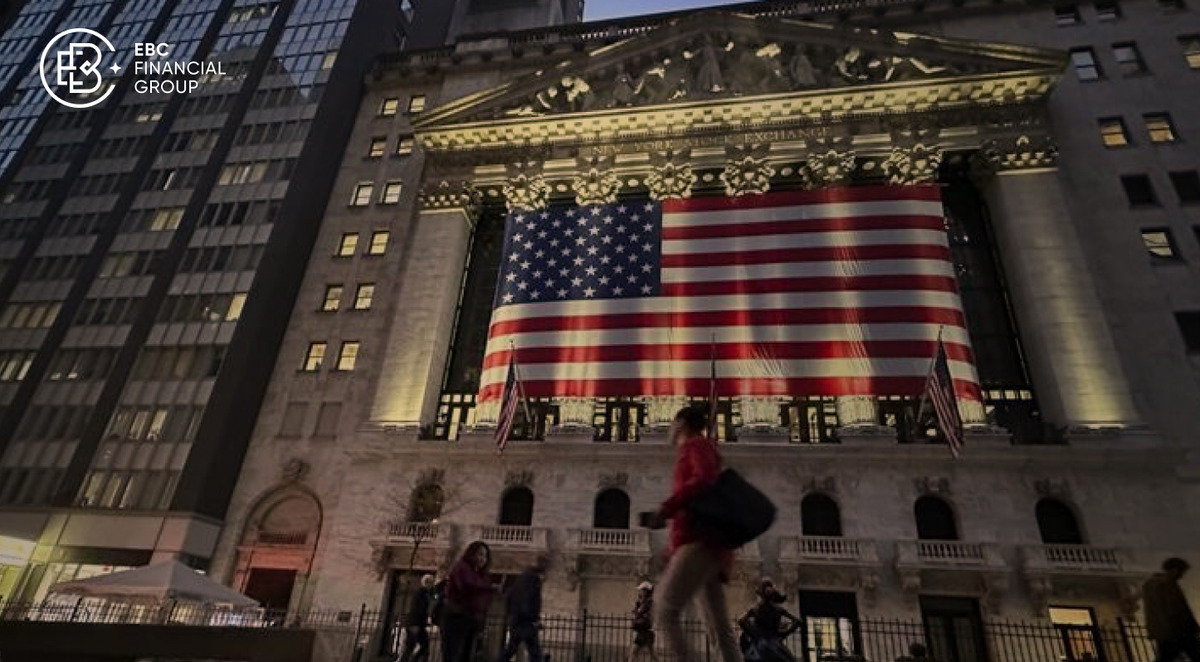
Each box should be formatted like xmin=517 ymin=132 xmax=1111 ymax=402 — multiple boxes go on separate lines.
xmin=209 ymin=0 xmax=1200 ymax=656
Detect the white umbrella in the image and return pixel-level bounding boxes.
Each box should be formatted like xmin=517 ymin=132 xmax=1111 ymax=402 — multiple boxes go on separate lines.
xmin=49 ymin=560 xmax=258 ymax=607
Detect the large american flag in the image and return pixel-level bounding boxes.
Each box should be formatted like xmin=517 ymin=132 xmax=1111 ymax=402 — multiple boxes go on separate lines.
xmin=477 ymin=185 xmax=981 ymax=404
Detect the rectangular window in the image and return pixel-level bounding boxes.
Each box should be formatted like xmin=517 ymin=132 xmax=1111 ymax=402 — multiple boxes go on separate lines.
xmin=1112 ymin=42 xmax=1146 ymax=75
xmin=1054 ymin=4 xmax=1082 ymax=24
xmin=1048 ymin=607 xmax=1102 ymax=662
xmin=1145 ymin=113 xmax=1179 ymax=143
xmin=1141 ymin=228 xmax=1180 ymax=260
xmin=396 ymin=138 xmax=414 ymax=156
xmin=1181 ymin=35 xmax=1200 ymax=69
xmin=368 ymin=137 xmax=386 ymax=158
xmin=1176 ymin=311 xmax=1200 ymax=352
xmin=1098 ymin=117 xmax=1130 ymax=146
xmin=1071 ymin=48 xmax=1102 ymax=80
xmin=354 ymin=284 xmax=375 ymax=310
xmin=1170 ymin=171 xmax=1200 ymax=203
xmin=1121 ymin=174 xmax=1159 ymax=206
xmin=336 ymin=341 xmax=359 ymax=371
xmin=314 ymin=402 xmax=342 ymax=437
xmin=280 ymin=401 xmax=307 ymax=437
xmin=1095 ymin=0 xmax=1121 ymax=20
xmin=368 ymin=231 xmax=390 ymax=256
xmin=379 ymin=97 xmax=399 ymax=116
xmin=336 ymin=233 xmax=359 ymax=257
xmin=322 ymin=285 xmax=343 ymax=311
xmin=381 ymin=181 xmax=403 ymax=204
xmin=408 ymin=95 xmax=426 ymax=113
xmin=226 ymin=293 xmax=246 ymax=321
xmin=302 ymin=342 xmax=326 ymax=371
xmin=351 ymin=182 xmax=374 ymax=206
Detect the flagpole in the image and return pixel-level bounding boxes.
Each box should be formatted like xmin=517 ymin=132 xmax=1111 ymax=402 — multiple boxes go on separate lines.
xmin=707 ymin=332 xmax=718 ymax=440
xmin=509 ymin=341 xmax=533 ymax=432
xmin=915 ymin=327 xmax=944 ymax=423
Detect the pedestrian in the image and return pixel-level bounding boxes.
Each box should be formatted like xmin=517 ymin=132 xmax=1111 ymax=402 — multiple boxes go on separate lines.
xmin=495 ymin=555 xmax=549 ymax=662
xmin=1144 ymin=557 xmax=1200 ymax=662
xmin=738 ymin=579 xmax=799 ymax=662
xmin=645 ymin=404 xmax=740 ymax=662
xmin=628 ymin=581 xmax=659 ymax=662
xmin=442 ymin=541 xmax=495 ymax=662
xmin=399 ymin=574 xmax=437 ymax=662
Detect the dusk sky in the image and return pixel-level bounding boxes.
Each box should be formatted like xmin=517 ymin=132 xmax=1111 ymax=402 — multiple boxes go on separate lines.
xmin=584 ymin=0 xmax=738 ymax=21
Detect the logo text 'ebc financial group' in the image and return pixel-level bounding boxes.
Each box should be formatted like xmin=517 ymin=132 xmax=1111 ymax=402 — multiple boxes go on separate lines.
xmin=40 ymin=29 xmax=226 ymax=109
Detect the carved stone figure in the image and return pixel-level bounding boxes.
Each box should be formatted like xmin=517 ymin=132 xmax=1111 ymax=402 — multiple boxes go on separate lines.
xmin=693 ymin=35 xmax=727 ymax=94
xmin=609 ymin=65 xmax=640 ymax=107
xmin=789 ymin=48 xmax=819 ymax=87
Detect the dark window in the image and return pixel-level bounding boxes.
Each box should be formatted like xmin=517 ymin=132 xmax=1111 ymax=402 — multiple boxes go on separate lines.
xmin=920 ymin=597 xmax=987 ymax=662
xmin=499 ymin=486 xmax=534 ymax=525
xmin=1121 ymin=174 xmax=1159 ymax=206
xmin=1054 ymin=4 xmax=1082 ymax=24
xmin=1169 ymin=171 xmax=1200 ymax=203
xmin=593 ymin=488 xmax=630 ymax=529
xmin=1112 ymin=42 xmax=1146 ymax=75
xmin=914 ymin=495 xmax=958 ymax=540
xmin=1036 ymin=498 xmax=1084 ymax=544
xmin=1095 ymin=0 xmax=1121 ymax=20
xmin=1070 ymin=48 xmax=1102 ymax=80
xmin=799 ymin=591 xmax=861 ymax=662
xmin=1159 ymin=0 xmax=1186 ymax=11
xmin=801 ymin=493 xmax=843 ymax=537
xmin=1176 ymin=311 xmax=1200 ymax=352
xmin=410 ymin=484 xmax=444 ymax=522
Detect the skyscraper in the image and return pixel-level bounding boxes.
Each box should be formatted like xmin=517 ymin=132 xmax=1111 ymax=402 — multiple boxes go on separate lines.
xmin=0 ymin=0 xmax=413 ymax=602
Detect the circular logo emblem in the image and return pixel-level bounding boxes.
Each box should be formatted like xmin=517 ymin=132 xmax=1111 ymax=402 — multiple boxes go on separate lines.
xmin=39 ymin=28 xmax=118 ymax=109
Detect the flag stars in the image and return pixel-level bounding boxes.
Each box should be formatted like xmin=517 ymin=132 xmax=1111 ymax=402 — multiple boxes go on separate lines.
xmin=503 ymin=293 xmax=515 ymax=303
xmin=600 ymin=255 xmax=612 ymax=264
xmin=585 ymin=266 xmax=598 ymax=276
xmin=557 ymin=289 xmax=569 ymax=298
xmin=584 ymin=287 xmax=596 ymax=297
xmin=520 ymin=261 xmax=531 ymax=270
xmin=517 ymin=281 xmax=528 ymax=291
xmin=587 ymin=246 xmax=599 ymax=256
xmin=641 ymin=284 xmax=653 ymax=294
xmin=571 ymin=277 xmax=583 ymax=287
xmin=601 ymin=236 xmax=613 ymax=245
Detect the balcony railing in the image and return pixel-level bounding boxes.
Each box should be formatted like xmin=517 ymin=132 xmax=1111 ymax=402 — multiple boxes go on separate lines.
xmin=1022 ymin=544 xmax=1126 ymax=573
xmin=778 ymin=536 xmax=881 ymax=566
xmin=384 ymin=522 xmax=453 ymax=547
xmin=566 ymin=528 xmax=651 ymax=554
xmin=470 ymin=525 xmax=549 ymax=549
xmin=897 ymin=540 xmax=1005 ymax=569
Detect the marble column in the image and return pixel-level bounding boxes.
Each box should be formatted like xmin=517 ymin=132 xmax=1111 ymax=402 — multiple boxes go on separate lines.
xmin=977 ymin=135 xmax=1139 ymax=429
xmin=884 ymin=143 xmax=987 ymax=427
xmin=370 ymin=181 xmax=479 ymax=429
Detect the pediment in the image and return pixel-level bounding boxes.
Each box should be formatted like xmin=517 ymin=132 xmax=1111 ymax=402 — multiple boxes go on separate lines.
xmin=414 ymin=10 xmax=1065 ymax=137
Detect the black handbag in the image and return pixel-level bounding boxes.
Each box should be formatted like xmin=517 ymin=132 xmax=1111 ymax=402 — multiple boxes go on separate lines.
xmin=686 ymin=468 xmax=776 ymax=548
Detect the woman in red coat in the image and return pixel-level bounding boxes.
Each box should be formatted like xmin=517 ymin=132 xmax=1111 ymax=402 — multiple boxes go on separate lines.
xmin=441 ymin=540 xmax=494 ymax=662
xmin=649 ymin=405 xmax=739 ymax=662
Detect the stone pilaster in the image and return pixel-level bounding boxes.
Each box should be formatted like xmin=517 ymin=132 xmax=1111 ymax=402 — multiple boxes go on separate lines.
xmin=371 ymin=181 xmax=480 ymax=428
xmin=976 ymin=135 xmax=1139 ymax=429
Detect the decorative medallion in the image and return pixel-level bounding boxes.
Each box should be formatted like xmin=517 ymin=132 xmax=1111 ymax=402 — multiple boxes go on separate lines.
xmin=418 ymin=180 xmax=481 ymax=214
xmin=646 ymin=149 xmax=695 ymax=200
xmin=721 ymin=144 xmax=774 ymax=197
xmin=980 ymin=135 xmax=1058 ymax=171
xmin=882 ymin=144 xmax=944 ymax=185
xmin=804 ymin=148 xmax=857 ymax=187
xmin=503 ymin=162 xmax=551 ymax=212
xmin=573 ymin=155 xmax=622 ymax=206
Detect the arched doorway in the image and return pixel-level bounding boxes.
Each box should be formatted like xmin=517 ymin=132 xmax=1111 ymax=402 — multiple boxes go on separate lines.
xmin=235 ymin=489 xmax=321 ymax=612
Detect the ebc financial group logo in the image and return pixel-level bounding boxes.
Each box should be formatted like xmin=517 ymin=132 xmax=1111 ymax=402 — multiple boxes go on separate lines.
xmin=40 ymin=28 xmax=222 ymax=108
xmin=39 ymin=28 xmax=118 ymax=109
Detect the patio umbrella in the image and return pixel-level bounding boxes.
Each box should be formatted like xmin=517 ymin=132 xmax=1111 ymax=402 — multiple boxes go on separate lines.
xmin=49 ymin=560 xmax=258 ymax=606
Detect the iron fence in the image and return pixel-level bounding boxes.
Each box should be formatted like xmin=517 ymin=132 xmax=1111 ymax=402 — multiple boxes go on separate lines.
xmin=0 ymin=598 xmax=1159 ymax=662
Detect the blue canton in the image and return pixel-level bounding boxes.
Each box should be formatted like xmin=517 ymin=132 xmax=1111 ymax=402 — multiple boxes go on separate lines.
xmin=494 ymin=201 xmax=663 ymax=307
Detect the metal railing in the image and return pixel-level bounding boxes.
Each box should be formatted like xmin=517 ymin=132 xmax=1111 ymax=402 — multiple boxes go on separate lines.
xmin=388 ymin=521 xmax=441 ymax=540
xmin=917 ymin=540 xmax=987 ymax=562
xmin=2 ymin=599 xmax=1159 ymax=662
xmin=1042 ymin=544 xmax=1123 ymax=569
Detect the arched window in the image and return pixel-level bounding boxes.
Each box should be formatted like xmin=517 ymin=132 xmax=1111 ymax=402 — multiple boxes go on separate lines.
xmin=801 ymin=493 xmax=843 ymax=537
xmin=499 ymin=486 xmax=534 ymax=526
xmin=914 ymin=495 xmax=958 ymax=540
xmin=593 ymin=488 xmax=631 ymax=529
xmin=1036 ymin=498 xmax=1084 ymax=544
xmin=409 ymin=484 xmax=444 ymax=523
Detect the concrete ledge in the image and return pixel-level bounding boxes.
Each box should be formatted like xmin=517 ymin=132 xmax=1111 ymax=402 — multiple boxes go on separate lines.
xmin=0 ymin=621 xmax=315 ymax=662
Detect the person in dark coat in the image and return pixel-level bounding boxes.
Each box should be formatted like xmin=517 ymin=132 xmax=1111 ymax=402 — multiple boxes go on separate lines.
xmin=399 ymin=574 xmax=436 ymax=662
xmin=628 ymin=581 xmax=659 ymax=662
xmin=1144 ymin=557 xmax=1200 ymax=662
xmin=442 ymin=541 xmax=495 ymax=662
xmin=738 ymin=579 xmax=800 ymax=662
xmin=495 ymin=555 xmax=549 ymax=662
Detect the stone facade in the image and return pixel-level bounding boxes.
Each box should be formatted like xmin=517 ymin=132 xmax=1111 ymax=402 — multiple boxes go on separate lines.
xmin=210 ymin=0 xmax=1200 ymax=641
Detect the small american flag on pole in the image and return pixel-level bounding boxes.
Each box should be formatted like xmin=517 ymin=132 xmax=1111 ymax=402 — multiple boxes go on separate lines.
xmin=495 ymin=352 xmax=528 ymax=452
xmin=921 ymin=336 xmax=964 ymax=457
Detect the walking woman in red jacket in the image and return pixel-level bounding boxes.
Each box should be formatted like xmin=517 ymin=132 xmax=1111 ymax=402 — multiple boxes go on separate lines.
xmin=648 ymin=405 xmax=740 ymax=662
xmin=441 ymin=541 xmax=495 ymax=662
